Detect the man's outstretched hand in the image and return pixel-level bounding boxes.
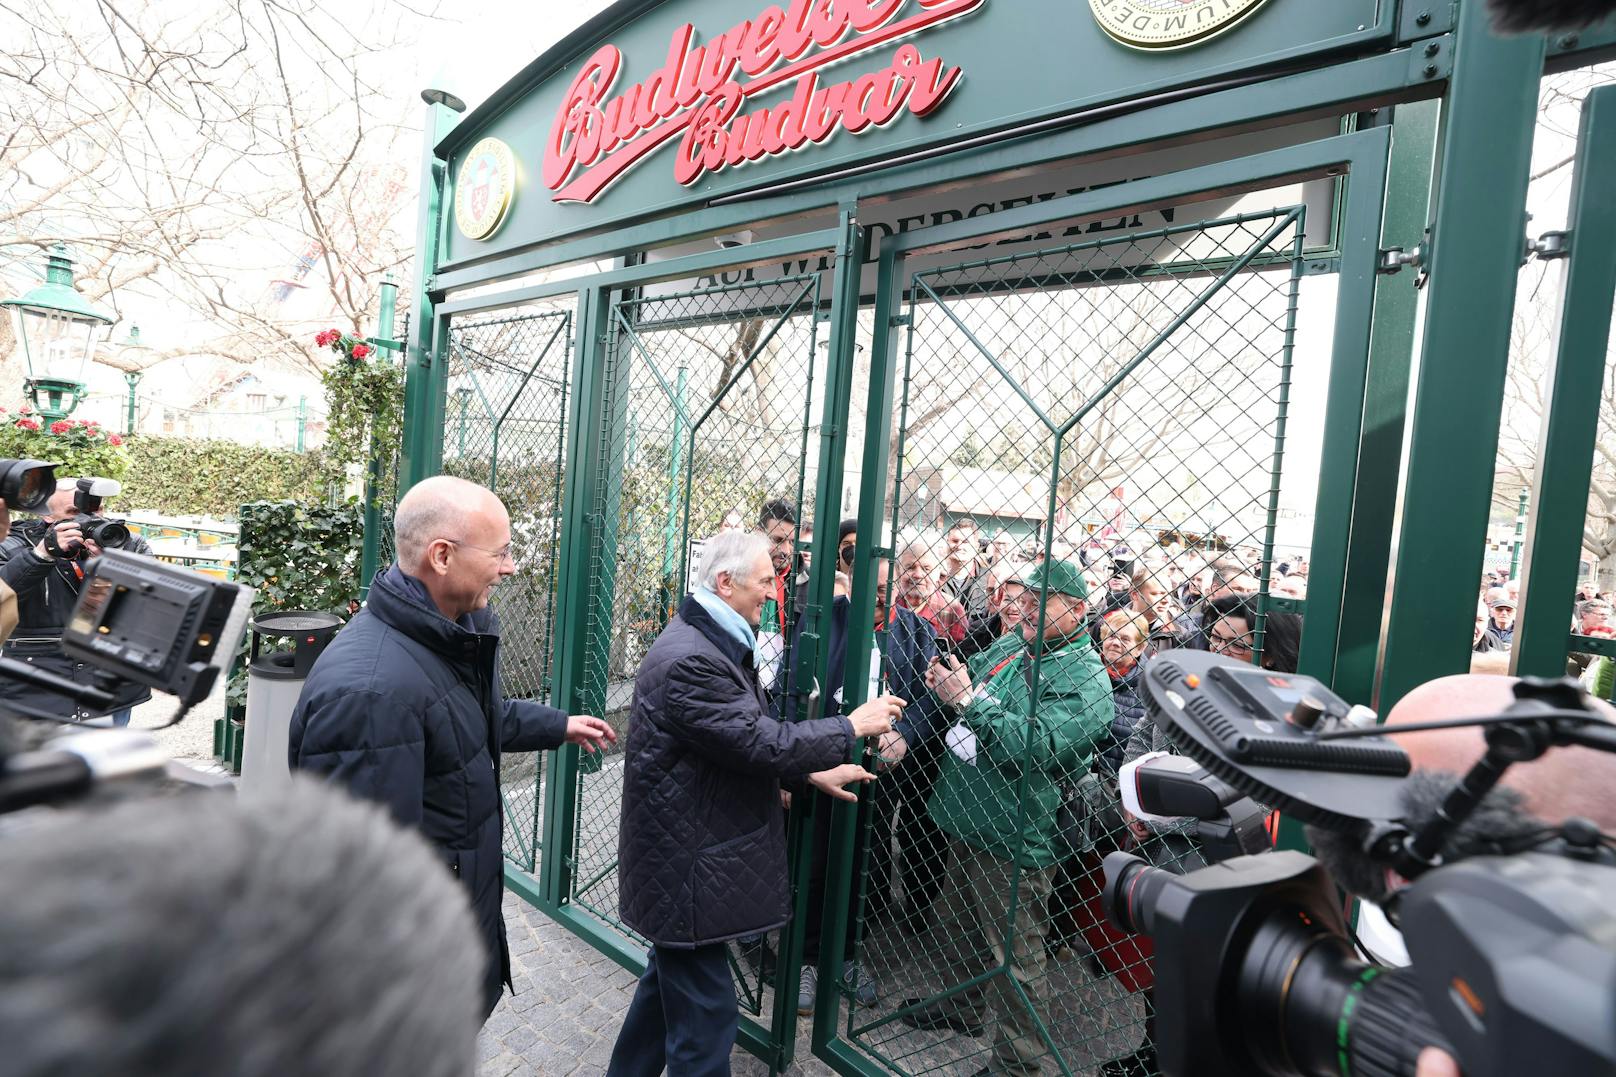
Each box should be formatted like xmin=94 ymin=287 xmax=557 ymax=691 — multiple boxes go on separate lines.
xmin=566 ymin=715 xmax=617 ymax=753
xmin=806 ymin=764 xmax=876 ymax=802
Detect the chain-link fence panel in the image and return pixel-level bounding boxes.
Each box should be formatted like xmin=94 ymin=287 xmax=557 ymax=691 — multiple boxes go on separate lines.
xmin=443 ymin=305 xmax=574 ymax=873
xmin=834 ymin=207 xmax=1305 ymax=1076
xmin=569 ymin=273 xmax=828 ymax=1022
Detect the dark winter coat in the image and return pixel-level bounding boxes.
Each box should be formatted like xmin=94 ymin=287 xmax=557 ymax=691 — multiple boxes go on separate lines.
xmin=618 ymin=595 xmax=855 ymax=948
xmin=1101 ymin=663 xmax=1147 ymax=776
xmin=0 ymin=519 xmax=154 ymax=718
xmin=776 ymin=595 xmax=945 ymax=747
xmin=287 ymin=565 xmax=568 ymax=1014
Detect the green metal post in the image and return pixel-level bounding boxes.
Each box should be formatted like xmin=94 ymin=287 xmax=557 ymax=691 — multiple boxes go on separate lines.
xmin=660 ymin=367 xmax=687 ymax=619
xmin=1378 ymin=6 xmax=1545 ymax=709
xmin=398 ymin=100 xmax=460 ymax=495
xmin=1509 ymin=490 xmax=1528 ymax=579
xmin=295 ymin=396 xmax=306 ymax=452
xmin=359 ymin=275 xmax=399 ymax=600
xmin=1311 ymin=102 xmax=1439 ymax=702
xmin=814 ymin=238 xmax=901 ymax=1067
xmin=540 ymin=284 xmax=615 ymax=906
xmin=454 ymin=387 xmax=472 ymax=456
xmin=1514 ymin=86 xmax=1616 ymax=678
xmin=123 ymin=371 xmax=141 ymax=436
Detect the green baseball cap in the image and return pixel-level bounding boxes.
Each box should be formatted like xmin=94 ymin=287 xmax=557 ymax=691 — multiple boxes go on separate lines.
xmin=1025 ymin=558 xmax=1088 ymax=601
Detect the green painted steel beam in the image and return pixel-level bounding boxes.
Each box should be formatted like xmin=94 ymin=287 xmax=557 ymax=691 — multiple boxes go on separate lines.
xmin=1378 ymin=4 xmax=1546 ymax=708
xmin=539 ymin=285 xmax=612 ymax=905
xmin=1309 ymin=101 xmax=1438 ymax=702
xmin=1514 ymin=86 xmax=1616 ymax=677
xmin=398 ymin=102 xmax=459 ymax=495
xmin=813 ymin=239 xmax=906 ymax=1070
xmin=429 ymin=46 xmax=1444 ymax=294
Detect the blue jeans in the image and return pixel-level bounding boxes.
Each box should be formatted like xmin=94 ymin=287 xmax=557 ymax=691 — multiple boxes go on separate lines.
xmin=606 ymin=944 xmax=735 ymax=1076
xmin=109 ymin=708 xmax=132 ymax=727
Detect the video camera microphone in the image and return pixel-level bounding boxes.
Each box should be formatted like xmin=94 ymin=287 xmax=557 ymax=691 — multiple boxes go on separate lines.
xmin=1487 ymin=0 xmax=1616 ymax=33
xmin=1102 ymin=651 xmax=1616 ymax=1077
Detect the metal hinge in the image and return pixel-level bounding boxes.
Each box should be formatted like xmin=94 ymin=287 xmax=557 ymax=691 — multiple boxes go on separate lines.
xmin=1525 ymin=230 xmax=1571 ymax=262
xmin=1377 ymin=245 xmax=1423 ymax=274
xmin=889 ymin=314 xmax=913 ymax=328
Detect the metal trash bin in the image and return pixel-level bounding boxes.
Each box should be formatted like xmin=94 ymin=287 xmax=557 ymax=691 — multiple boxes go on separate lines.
xmin=239 ymin=611 xmax=343 ymax=795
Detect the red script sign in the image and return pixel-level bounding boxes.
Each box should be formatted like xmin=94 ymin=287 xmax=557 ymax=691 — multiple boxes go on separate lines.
xmin=543 ymin=0 xmax=986 ymax=203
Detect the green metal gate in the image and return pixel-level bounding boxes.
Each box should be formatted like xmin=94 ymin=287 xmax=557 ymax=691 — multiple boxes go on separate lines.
xmin=530 ymin=221 xmax=866 ymax=1069
xmin=442 ymin=306 xmax=575 ymax=872
xmin=813 ymin=133 xmax=1392 ymax=1076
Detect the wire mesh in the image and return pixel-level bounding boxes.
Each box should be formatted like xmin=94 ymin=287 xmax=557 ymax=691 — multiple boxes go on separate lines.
xmin=835 ymin=208 xmax=1306 ymax=1076
xmin=570 ymin=272 xmax=828 ymax=1019
xmin=442 ymin=305 xmax=574 ymax=873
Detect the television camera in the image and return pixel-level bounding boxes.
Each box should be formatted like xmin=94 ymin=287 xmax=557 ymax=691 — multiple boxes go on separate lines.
xmin=1103 ymin=650 xmax=1616 ymax=1077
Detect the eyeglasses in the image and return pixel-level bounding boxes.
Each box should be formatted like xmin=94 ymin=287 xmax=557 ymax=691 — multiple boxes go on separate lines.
xmin=444 ymin=539 xmax=515 ymax=563
xmin=1209 ymin=628 xmax=1255 ymax=654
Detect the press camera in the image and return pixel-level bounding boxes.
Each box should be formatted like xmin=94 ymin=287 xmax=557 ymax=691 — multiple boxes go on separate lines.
xmin=46 ymin=476 xmax=131 ymax=555
xmin=0 ymin=549 xmax=251 ymax=813
xmin=1103 ymin=650 xmax=1616 ymax=1077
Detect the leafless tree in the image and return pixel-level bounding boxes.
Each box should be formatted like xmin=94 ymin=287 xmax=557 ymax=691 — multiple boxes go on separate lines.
xmin=0 ymin=0 xmax=435 ymax=398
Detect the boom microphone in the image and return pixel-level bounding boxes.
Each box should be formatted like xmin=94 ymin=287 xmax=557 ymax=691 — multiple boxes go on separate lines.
xmin=0 ymin=777 xmax=484 ymax=1077
xmin=1487 ymin=0 xmax=1616 ymax=33
xmin=1305 ymin=769 xmax=1550 ymax=904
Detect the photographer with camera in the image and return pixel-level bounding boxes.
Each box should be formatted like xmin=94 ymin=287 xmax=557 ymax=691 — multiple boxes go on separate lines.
xmin=0 ymin=478 xmax=151 ymax=725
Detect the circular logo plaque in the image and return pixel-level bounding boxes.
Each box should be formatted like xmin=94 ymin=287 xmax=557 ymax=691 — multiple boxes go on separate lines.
xmin=1090 ymin=0 xmax=1275 ymax=51
xmin=454 ymin=137 xmax=517 ymax=241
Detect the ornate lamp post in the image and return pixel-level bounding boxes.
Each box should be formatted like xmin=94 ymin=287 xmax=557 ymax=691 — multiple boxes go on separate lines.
xmin=1 ymin=244 xmax=114 ymax=420
xmin=115 ymin=324 xmax=153 ymax=435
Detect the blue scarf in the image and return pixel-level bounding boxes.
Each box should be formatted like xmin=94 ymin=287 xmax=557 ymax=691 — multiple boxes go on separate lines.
xmin=690 ymin=586 xmax=756 ymax=653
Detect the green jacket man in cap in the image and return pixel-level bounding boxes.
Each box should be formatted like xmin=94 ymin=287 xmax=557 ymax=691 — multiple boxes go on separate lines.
xmin=900 ymin=558 xmax=1113 ymax=1076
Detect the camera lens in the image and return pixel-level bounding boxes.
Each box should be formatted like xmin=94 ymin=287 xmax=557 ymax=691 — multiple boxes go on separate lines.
xmin=0 ymin=459 xmax=57 ymax=513
xmin=83 ymin=517 xmax=130 ymax=549
xmin=1102 ymin=852 xmax=1168 ymax=935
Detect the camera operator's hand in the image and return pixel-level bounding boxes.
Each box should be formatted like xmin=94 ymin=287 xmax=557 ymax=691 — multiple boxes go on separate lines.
xmin=806 ymin=763 xmax=876 ymax=803
xmin=848 ymin=694 xmax=904 ymax=738
xmin=37 ymin=518 xmax=82 ymax=560
xmin=1416 ymin=1047 xmax=1461 ymax=1077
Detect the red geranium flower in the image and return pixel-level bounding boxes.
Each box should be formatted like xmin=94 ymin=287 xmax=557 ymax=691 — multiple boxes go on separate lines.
xmin=108 ymin=434 xmax=123 ymax=447
xmin=19 ymin=406 xmax=31 ymax=415
xmin=49 ymin=420 xmax=71 ymax=434
xmin=350 ymin=343 xmax=372 ymax=360
xmin=16 ymin=419 xmax=40 ymax=431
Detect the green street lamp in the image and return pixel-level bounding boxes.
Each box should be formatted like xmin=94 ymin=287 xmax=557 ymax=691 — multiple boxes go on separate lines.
xmin=116 ymin=325 xmax=153 ymax=436
xmin=1 ymin=244 xmax=114 ymax=420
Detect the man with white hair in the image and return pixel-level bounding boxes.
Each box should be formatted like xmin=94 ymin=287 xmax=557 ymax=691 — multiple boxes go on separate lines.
xmin=289 ymin=475 xmax=616 ymax=1019
xmin=608 ymin=529 xmax=903 ymax=1074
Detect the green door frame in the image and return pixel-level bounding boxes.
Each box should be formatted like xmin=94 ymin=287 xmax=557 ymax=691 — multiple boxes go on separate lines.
xmin=813 ymin=126 xmax=1391 ymax=1077
xmin=1513 ymin=85 xmax=1616 ymax=678
xmin=1377 ymin=2 xmax=1549 ymax=709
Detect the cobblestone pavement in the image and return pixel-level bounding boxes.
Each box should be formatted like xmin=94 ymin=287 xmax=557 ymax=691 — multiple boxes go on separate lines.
xmin=477 ymin=892 xmax=839 ymax=1077
xmin=477 ymin=891 xmax=1146 ymax=1077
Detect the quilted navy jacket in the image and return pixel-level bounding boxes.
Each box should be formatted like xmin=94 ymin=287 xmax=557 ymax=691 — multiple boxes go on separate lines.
xmin=288 ymin=565 xmax=569 ymax=1014
xmin=618 ymin=596 xmax=856 ymax=948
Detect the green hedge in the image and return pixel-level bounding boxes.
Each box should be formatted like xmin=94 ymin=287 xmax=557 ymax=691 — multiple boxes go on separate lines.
xmin=119 ymin=437 xmax=333 ymax=518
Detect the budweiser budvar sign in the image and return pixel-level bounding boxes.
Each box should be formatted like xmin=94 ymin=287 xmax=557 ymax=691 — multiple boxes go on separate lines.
xmin=542 ymin=0 xmax=985 ymax=203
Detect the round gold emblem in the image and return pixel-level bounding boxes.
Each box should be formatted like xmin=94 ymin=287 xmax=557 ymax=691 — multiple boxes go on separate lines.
xmin=454 ymin=138 xmax=517 ymax=241
xmin=1090 ymin=0 xmax=1275 ymax=51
